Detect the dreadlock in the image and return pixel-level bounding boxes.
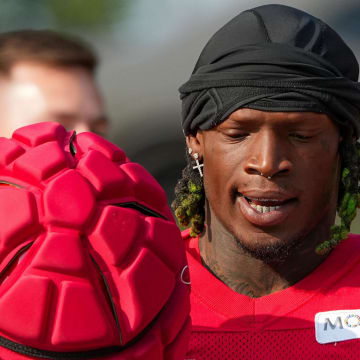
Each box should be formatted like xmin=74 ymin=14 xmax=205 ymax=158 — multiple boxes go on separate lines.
xmin=316 ymin=137 xmax=360 ymax=254
xmin=172 ymin=136 xmax=360 ymax=254
xmin=172 ymin=150 xmax=205 ymax=237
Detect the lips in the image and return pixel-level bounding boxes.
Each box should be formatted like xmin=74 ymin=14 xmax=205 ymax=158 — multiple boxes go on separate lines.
xmin=237 ymin=193 xmax=297 ymax=226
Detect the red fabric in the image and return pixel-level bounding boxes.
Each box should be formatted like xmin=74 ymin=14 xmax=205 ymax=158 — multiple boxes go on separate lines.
xmin=183 ymin=229 xmax=360 ymax=359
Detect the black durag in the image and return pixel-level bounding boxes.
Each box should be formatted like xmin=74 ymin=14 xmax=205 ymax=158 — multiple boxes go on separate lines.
xmin=179 ymin=4 xmax=360 ymax=138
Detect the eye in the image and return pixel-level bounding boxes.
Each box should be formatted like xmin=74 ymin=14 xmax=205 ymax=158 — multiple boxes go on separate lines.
xmin=224 ymin=131 xmax=250 ymax=140
xmin=289 ymin=133 xmax=313 ymax=141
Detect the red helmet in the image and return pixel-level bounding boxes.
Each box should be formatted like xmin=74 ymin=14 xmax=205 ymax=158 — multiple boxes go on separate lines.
xmin=0 ymin=122 xmax=190 ymax=359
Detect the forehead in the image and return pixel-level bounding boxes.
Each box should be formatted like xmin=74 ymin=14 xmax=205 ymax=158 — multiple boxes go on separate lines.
xmin=221 ymin=108 xmax=336 ymax=129
xmin=8 ymin=62 xmax=101 ymax=105
xmin=0 ymin=62 xmax=105 ymax=137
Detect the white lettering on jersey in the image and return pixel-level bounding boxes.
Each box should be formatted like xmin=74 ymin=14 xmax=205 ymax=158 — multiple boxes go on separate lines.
xmin=315 ymin=310 xmax=360 ymax=344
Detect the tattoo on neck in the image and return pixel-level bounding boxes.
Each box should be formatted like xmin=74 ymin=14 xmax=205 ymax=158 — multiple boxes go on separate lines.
xmin=201 ymin=255 xmax=259 ymax=298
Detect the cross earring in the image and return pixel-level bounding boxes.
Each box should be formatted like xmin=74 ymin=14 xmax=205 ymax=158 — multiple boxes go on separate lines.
xmin=189 ymin=148 xmax=203 ymax=177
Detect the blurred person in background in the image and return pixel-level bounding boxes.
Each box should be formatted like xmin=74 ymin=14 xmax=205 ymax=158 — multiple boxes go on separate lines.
xmin=0 ymin=29 xmax=108 ymax=138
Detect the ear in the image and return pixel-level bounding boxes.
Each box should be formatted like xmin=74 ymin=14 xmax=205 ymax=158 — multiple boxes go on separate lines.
xmin=186 ymin=132 xmax=204 ymax=157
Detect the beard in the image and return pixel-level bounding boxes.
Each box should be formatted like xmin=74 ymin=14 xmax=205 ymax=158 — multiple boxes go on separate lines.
xmin=226 ymin=191 xmax=335 ymax=263
xmin=206 ymin=192 xmax=335 ymax=264
xmin=232 ymin=231 xmax=307 ymax=263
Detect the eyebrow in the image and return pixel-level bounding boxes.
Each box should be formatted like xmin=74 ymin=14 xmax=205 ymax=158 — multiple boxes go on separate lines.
xmin=229 ymin=113 xmax=327 ymax=124
xmin=52 ymin=112 xmax=108 ymax=124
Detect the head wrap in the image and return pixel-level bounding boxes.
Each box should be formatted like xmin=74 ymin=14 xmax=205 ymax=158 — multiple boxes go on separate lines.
xmin=179 ymin=4 xmax=360 ymax=137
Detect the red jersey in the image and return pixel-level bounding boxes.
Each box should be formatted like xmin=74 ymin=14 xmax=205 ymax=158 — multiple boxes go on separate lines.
xmin=183 ymin=230 xmax=360 ymax=359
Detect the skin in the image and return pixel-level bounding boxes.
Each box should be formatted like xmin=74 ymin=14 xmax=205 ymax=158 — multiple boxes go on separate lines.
xmin=187 ymin=108 xmax=342 ymax=298
xmin=0 ymin=61 xmax=108 ymax=138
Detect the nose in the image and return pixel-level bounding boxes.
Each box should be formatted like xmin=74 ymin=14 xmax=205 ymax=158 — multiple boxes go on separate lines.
xmin=244 ymin=130 xmax=292 ymax=178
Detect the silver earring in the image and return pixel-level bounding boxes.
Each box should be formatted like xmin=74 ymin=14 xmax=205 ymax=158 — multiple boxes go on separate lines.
xmin=188 ymin=148 xmax=204 ymax=177
xmin=192 ymin=152 xmax=204 ymax=177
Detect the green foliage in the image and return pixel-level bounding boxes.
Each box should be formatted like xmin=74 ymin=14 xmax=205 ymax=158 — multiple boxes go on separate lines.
xmin=48 ymin=0 xmax=131 ymax=28
xmin=0 ymin=0 xmax=131 ymax=31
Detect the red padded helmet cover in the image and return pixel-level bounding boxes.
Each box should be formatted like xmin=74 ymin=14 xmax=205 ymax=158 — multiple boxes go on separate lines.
xmin=0 ymin=122 xmax=191 ymax=359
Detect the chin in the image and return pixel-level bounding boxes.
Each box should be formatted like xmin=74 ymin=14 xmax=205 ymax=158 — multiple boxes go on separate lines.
xmin=233 ymin=229 xmax=305 ymax=263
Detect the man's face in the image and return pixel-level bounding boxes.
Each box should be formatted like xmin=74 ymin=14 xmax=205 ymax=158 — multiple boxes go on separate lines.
xmin=0 ymin=62 xmax=107 ymax=137
xmin=188 ymin=108 xmax=341 ymax=257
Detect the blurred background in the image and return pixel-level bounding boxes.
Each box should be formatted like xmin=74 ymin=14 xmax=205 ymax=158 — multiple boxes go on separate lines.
xmin=1 ymin=0 xmax=360 ymax=231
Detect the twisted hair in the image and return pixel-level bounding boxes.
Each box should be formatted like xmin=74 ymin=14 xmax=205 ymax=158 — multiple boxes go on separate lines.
xmin=172 ymin=151 xmax=205 ymax=237
xmin=172 ymin=136 xmax=360 ymax=254
xmin=316 ymin=137 xmax=360 ymax=254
